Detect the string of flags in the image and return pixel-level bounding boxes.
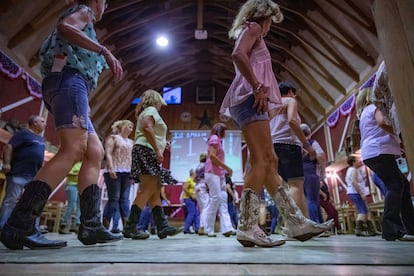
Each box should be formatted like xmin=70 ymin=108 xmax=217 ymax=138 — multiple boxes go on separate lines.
xmin=326 ymin=73 xmax=376 ymax=128
xmin=0 ymin=49 xmax=42 ymax=98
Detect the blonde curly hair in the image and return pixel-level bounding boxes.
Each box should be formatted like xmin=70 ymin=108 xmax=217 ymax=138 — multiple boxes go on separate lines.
xmin=111 ymin=120 xmax=134 ymax=134
xmin=135 ymin=89 xmax=166 ymax=117
xmin=356 ymin=88 xmax=372 ymax=119
xmin=229 ymin=0 xmax=283 ymax=39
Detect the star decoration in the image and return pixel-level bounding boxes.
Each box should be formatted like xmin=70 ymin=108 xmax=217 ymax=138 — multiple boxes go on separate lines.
xmin=197 ymin=110 xmax=213 ymax=129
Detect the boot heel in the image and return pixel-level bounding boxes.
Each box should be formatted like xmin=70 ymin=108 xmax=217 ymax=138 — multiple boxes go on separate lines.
xmin=294 ymin=231 xmax=322 ymax=242
xmin=237 ymin=239 xmax=255 ymax=247
xmin=3 ymin=240 xmax=24 ymax=250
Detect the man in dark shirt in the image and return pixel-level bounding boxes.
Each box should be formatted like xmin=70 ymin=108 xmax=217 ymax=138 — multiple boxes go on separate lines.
xmin=0 ymin=115 xmax=46 ymax=230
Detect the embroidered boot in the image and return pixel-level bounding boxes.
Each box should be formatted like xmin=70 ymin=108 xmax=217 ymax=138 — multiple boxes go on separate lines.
xmin=0 ymin=180 xmax=67 ymax=249
xmin=273 ymin=185 xmax=330 ymax=241
xmin=237 ymin=188 xmax=285 ymax=247
xmin=78 ymin=184 xmax=123 ymax=245
xmin=152 ymin=205 xmax=183 ymax=239
xmin=123 ymin=205 xmax=149 ymax=239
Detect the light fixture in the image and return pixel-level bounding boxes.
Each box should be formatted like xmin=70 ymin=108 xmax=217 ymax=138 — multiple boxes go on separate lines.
xmin=156 ymin=36 xmax=168 ymax=47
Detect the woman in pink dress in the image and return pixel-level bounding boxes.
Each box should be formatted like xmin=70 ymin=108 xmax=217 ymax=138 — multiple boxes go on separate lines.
xmin=220 ymin=0 xmax=329 ymax=247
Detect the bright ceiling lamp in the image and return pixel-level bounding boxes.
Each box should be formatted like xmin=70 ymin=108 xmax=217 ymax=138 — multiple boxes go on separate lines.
xmin=156 ymin=36 xmax=168 ymax=47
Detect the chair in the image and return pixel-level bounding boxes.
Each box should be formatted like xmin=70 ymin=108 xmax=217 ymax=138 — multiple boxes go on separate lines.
xmin=42 ymin=201 xmax=66 ymax=233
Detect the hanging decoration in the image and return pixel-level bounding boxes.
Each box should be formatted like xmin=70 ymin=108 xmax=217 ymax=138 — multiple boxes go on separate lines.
xmin=326 ymin=109 xmax=340 ymax=128
xmin=0 ymin=49 xmax=23 ymax=79
xmin=197 ymin=110 xmax=213 ymax=129
xmin=180 ymin=112 xmax=192 ymax=123
xmin=339 ymin=93 xmax=355 ymax=116
xmin=359 ymin=73 xmax=377 ymax=92
xmin=25 ymin=73 xmax=42 ymax=98
xmin=326 ymin=72 xmax=376 ymax=128
xmin=0 ymin=49 xmax=42 ymax=98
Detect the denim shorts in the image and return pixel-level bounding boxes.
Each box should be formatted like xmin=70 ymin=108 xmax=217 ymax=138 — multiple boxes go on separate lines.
xmin=273 ymin=143 xmax=304 ymax=181
xmin=42 ymin=67 xmax=95 ymax=133
xmin=229 ymin=94 xmax=269 ymax=129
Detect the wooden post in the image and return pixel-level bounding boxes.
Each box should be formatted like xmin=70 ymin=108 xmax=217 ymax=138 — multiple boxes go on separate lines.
xmin=324 ymin=124 xmax=334 ymax=163
xmin=371 ymin=0 xmax=414 ymax=171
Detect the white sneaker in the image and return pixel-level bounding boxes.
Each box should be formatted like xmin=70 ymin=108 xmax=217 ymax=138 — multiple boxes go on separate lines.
xmin=237 ymin=225 xmax=285 ymax=247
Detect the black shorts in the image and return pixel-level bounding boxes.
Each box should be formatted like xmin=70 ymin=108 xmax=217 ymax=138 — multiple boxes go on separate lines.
xmin=273 ymin=143 xmax=304 ymax=182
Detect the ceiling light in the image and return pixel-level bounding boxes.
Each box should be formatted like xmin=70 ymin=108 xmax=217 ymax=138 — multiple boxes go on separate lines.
xmin=156 ymin=36 xmax=168 ymax=47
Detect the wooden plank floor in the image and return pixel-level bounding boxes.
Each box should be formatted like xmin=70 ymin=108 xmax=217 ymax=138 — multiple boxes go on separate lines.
xmin=1 ymin=232 xmax=414 ymax=275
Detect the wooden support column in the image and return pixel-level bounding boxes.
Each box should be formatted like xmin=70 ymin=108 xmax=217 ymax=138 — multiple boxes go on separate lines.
xmin=371 ymin=0 xmax=414 ymax=171
xmin=324 ymin=124 xmax=334 ymax=163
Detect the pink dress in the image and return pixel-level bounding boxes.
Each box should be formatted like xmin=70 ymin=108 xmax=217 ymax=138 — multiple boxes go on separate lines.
xmin=220 ymin=22 xmax=282 ymax=117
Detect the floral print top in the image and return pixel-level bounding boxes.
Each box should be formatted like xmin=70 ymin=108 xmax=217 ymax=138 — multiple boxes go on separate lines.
xmin=39 ymin=5 xmax=108 ymax=89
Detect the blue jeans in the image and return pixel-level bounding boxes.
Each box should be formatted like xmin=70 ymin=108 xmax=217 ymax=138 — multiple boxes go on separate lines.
xmin=267 ymin=205 xmax=279 ymax=233
xmin=102 ymin=172 xmax=132 ymax=229
xmin=364 ymin=154 xmax=414 ymax=239
xmin=61 ymin=185 xmax=80 ymax=225
xmin=227 ymin=202 xmax=238 ymax=228
xmin=347 ymin=193 xmax=368 ymax=214
xmin=303 ymin=165 xmax=321 ymax=223
xmin=184 ymin=198 xmax=199 ymax=232
xmin=138 ymin=204 xmax=155 ymax=231
xmin=42 ymin=66 xmax=95 ymax=133
xmin=372 ymin=173 xmax=388 ymax=197
xmin=0 ymin=175 xmax=32 ymax=229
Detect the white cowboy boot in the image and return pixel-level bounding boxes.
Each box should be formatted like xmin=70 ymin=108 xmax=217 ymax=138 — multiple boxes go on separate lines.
xmin=237 ymin=188 xmax=285 ymax=247
xmin=273 ymin=185 xmax=331 ymax=241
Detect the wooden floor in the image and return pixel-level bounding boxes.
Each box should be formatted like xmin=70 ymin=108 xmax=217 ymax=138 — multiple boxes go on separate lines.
xmin=1 ymin=232 xmax=414 ymax=275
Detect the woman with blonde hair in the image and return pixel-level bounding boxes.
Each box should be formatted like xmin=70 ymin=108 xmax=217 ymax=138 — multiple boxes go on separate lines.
xmin=123 ymin=89 xmax=182 ymax=240
xmin=358 ymin=64 xmax=414 ymax=241
xmin=102 ymin=120 xmax=134 ymax=233
xmin=220 ymin=0 xmax=329 ymax=247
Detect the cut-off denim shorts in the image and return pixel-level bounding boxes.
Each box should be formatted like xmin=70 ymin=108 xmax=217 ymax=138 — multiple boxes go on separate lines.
xmin=229 ymin=94 xmax=269 ymax=129
xmin=42 ymin=67 xmax=95 ymax=133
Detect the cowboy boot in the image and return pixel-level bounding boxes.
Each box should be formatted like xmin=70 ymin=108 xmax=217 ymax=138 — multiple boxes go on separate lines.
xmin=355 ymin=220 xmax=366 ymax=236
xmin=237 ymin=189 xmax=285 ymax=247
xmin=78 ymin=184 xmax=123 ymax=245
xmin=58 ymin=223 xmax=71 ymax=234
xmin=0 ymin=180 xmax=67 ymax=249
xmin=152 ymin=205 xmax=183 ymax=239
xmin=123 ymin=205 xmax=149 ymax=239
xmin=273 ymin=185 xmax=330 ymax=241
xmin=102 ymin=217 xmax=110 ymax=229
xmin=366 ymin=220 xmax=379 ymax=236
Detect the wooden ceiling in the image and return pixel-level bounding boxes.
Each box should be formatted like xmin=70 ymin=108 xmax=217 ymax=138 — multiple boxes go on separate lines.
xmin=0 ymin=0 xmax=382 ymax=135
